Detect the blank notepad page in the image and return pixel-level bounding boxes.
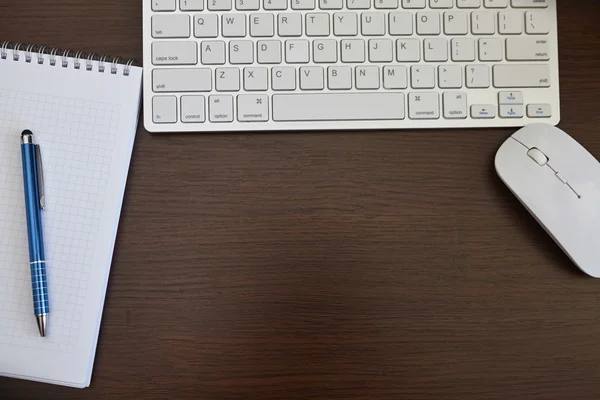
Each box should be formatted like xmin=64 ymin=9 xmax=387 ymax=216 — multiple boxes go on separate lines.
xmin=0 ymin=49 xmax=142 ymax=388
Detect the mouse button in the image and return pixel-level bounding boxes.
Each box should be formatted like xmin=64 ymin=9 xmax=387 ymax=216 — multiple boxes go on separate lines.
xmin=511 ymin=123 xmax=558 ymax=148
xmin=495 ymin=136 xmax=531 ymax=179
xmin=526 ymin=148 xmax=549 ymax=166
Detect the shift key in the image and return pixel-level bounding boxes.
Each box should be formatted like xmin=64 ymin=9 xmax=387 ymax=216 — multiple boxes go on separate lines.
xmin=152 ymin=41 xmax=197 ymax=65
xmin=493 ymin=64 xmax=550 ymax=88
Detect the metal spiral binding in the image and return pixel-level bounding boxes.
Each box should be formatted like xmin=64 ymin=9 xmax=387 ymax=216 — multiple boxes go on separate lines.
xmin=0 ymin=41 xmax=136 ymax=76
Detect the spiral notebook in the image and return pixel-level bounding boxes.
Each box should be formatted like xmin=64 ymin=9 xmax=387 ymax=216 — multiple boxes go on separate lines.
xmin=0 ymin=43 xmax=142 ymax=388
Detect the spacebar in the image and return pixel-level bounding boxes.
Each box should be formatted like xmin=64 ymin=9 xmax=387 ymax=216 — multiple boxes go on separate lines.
xmin=272 ymin=93 xmax=405 ymax=122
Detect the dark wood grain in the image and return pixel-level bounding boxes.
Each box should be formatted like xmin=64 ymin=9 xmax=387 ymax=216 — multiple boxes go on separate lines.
xmin=2 ymin=1 xmax=600 ymax=399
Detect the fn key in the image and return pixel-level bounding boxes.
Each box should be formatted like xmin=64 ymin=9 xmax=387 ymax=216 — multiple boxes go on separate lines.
xmin=153 ymin=96 xmax=177 ymax=123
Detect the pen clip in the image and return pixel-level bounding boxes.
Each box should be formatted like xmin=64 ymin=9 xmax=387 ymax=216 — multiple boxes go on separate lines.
xmin=35 ymin=144 xmax=45 ymax=210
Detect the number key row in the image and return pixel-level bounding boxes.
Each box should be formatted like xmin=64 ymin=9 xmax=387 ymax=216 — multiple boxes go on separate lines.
xmin=154 ymin=0 xmax=549 ymax=12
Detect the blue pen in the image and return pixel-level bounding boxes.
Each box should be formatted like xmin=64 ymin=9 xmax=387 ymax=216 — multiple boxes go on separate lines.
xmin=20 ymin=130 xmax=49 ymax=337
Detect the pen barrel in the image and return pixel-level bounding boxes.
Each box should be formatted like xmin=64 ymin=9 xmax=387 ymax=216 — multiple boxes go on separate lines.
xmin=21 ymin=143 xmax=48 ymax=315
xmin=31 ymin=261 xmax=49 ymax=315
xmin=21 ymin=143 xmax=45 ymax=260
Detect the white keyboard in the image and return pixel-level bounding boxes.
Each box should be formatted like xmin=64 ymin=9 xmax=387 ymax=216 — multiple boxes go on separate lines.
xmin=143 ymin=0 xmax=559 ymax=133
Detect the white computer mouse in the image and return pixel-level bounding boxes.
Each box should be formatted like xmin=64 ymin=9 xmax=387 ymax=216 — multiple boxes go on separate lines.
xmin=495 ymin=123 xmax=600 ymax=278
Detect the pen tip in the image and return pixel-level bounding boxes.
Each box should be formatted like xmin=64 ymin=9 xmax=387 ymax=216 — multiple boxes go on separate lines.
xmin=21 ymin=129 xmax=33 ymax=138
xmin=36 ymin=314 xmax=47 ymax=337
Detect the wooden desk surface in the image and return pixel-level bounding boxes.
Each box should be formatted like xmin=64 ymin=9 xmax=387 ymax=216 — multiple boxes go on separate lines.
xmin=2 ymin=1 xmax=600 ymax=399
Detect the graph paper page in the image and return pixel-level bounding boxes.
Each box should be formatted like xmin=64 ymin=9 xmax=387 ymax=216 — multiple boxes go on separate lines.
xmin=0 ymin=52 xmax=141 ymax=387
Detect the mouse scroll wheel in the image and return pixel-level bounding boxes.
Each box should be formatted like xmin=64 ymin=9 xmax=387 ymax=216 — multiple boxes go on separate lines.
xmin=527 ymin=148 xmax=549 ymax=166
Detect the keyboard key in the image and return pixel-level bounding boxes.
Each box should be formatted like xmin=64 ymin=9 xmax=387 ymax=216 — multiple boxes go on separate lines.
xmin=355 ymin=66 xmax=380 ymax=89
xmin=300 ymin=66 xmax=325 ymax=89
xmin=362 ymin=13 xmax=385 ymax=36
xmin=443 ymin=91 xmax=468 ymax=119
xmin=347 ymin=0 xmax=370 ymax=9
xmin=285 ymin=40 xmax=310 ymax=63
xmin=209 ymin=95 xmax=234 ymax=122
xmin=313 ymin=39 xmax=338 ymax=62
xmin=451 ymin=38 xmax=475 ymax=62
xmin=411 ymin=65 xmax=435 ymax=89
xmin=257 ymin=40 xmax=282 ymax=63
xmin=334 ymin=13 xmax=358 ymax=36
xmin=292 ymin=0 xmax=316 ymax=9
xmin=498 ymin=91 xmax=523 ymax=104
xmin=375 ymin=0 xmax=398 ymax=9
xmin=153 ymin=96 xmax=177 ymax=123
xmin=250 ymin=14 xmax=275 ymax=37
xmin=423 ymin=38 xmax=448 ymax=62
xmin=527 ymin=104 xmax=552 ymax=118
xmin=272 ymin=67 xmax=297 ymax=90
xmin=408 ymin=92 xmax=440 ymax=120
xmin=222 ymin=14 xmax=247 ymax=37
xmin=320 ymin=0 xmax=343 ymax=9
xmin=444 ymin=12 xmax=468 ymax=35
xmin=341 ymin=39 xmax=365 ymax=62
xmin=180 ymin=0 xmax=204 ymax=10
xmin=382 ymin=65 xmax=408 ymax=89
xmin=417 ymin=12 xmax=441 ymax=35
xmin=244 ymin=67 xmax=269 ymax=90
xmin=201 ymin=41 xmax=226 ymax=64
xmin=181 ymin=95 xmax=206 ymax=123
xmin=152 ymin=68 xmax=212 ymax=92
xmin=152 ymin=0 xmax=176 ymax=11
xmin=236 ymin=0 xmax=260 ymax=9
xmin=229 ymin=40 xmax=254 ymax=64
xmin=402 ymin=0 xmax=426 ymax=8
xmin=306 ymin=13 xmax=330 ymax=36
xmin=525 ymin=11 xmax=550 ymax=34
xmin=457 ymin=0 xmax=481 ymax=8
xmin=493 ymin=64 xmax=550 ymax=87
xmin=396 ymin=38 xmax=421 ymax=62
xmin=208 ymin=0 xmax=232 ymax=10
xmin=152 ymin=41 xmax=197 ymax=65
xmin=511 ymin=0 xmax=548 ymax=8
xmin=152 ymin=15 xmax=190 ymax=38
xmin=279 ymin=13 xmax=303 ymax=36
xmin=478 ymin=38 xmax=503 ymax=61
xmin=389 ymin=12 xmax=413 ymax=35
xmin=498 ymin=10 xmax=523 ymax=34
xmin=499 ymin=104 xmax=523 ymax=118
xmin=484 ymin=0 xmax=507 ymax=7
xmin=438 ymin=65 xmax=462 ymax=88
xmin=272 ymin=93 xmax=405 ymax=121
xmin=506 ymin=37 xmax=549 ymax=61
xmin=237 ymin=94 xmax=269 ymax=121
xmin=471 ymin=11 xmax=496 ymax=34
xmin=471 ymin=104 xmax=496 ymax=118
xmin=264 ymin=0 xmax=287 ymax=9
xmin=328 ymin=66 xmax=353 ymax=89
xmin=424 ymin=38 xmax=448 ymax=62
xmin=195 ymin=14 xmax=219 ymax=38
xmin=216 ymin=67 xmax=241 ymax=91
xmin=368 ymin=39 xmax=393 ymax=62
xmin=466 ymin=64 xmax=490 ymax=88
xmin=430 ymin=0 xmax=453 ymax=8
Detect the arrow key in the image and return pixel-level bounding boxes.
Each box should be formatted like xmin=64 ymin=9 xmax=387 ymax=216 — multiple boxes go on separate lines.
xmin=498 ymin=91 xmax=523 ymax=105
xmin=499 ymin=104 xmax=524 ymax=118
xmin=527 ymin=103 xmax=552 ymax=118
xmin=471 ymin=104 xmax=496 ymax=119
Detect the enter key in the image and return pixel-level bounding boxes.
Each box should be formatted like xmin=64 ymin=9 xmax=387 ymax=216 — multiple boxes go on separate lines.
xmin=506 ymin=37 xmax=550 ymax=61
